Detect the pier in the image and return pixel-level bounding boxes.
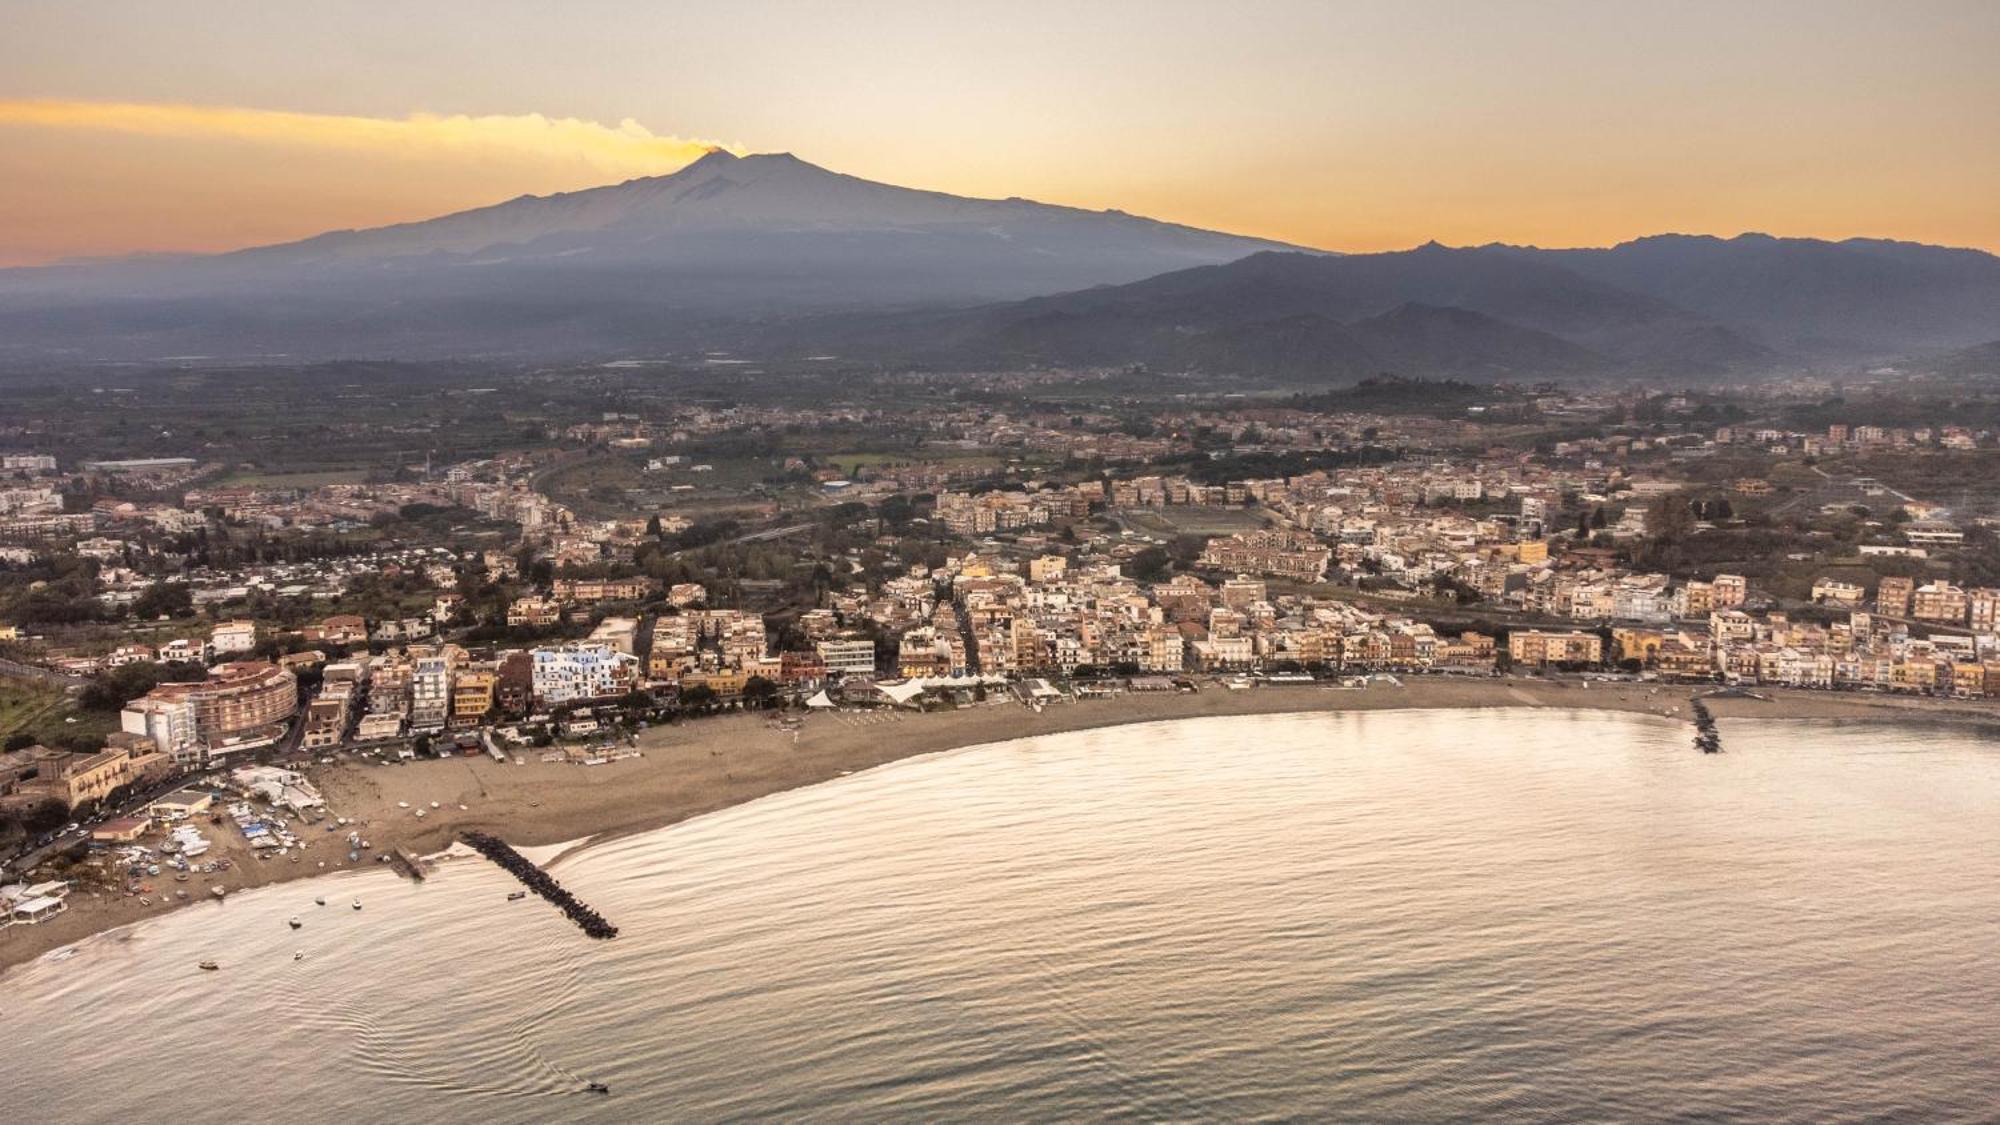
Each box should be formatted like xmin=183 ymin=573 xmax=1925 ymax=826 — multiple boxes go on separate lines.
xmin=460 ymin=831 xmax=618 ymax=939
xmin=389 ymin=846 xmax=429 ymax=881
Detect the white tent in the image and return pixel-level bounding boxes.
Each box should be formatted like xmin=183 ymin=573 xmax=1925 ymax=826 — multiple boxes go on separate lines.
xmin=878 ymin=681 xmax=928 ymax=707
xmin=804 ymin=690 xmax=835 ymax=709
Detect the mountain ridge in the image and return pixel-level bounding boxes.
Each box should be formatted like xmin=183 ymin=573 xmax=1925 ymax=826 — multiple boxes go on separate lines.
xmin=2 ymin=155 xmax=1997 ymax=373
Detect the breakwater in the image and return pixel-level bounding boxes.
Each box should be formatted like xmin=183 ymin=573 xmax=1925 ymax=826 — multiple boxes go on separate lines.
xmin=1690 ymin=699 xmax=1722 ymax=753
xmin=460 ymin=831 xmax=619 ymax=938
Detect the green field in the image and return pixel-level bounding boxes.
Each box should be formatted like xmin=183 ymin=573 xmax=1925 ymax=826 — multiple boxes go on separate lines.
xmin=0 ymin=677 xmax=116 ymax=750
xmin=213 ymin=468 xmax=376 ymax=489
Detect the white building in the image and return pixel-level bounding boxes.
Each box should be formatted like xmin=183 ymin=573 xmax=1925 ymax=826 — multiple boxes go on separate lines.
xmin=210 ymin=620 xmax=257 ymax=656
xmin=121 ymin=695 xmax=200 ymax=762
xmin=816 ymin=639 xmax=877 ymax=676
xmin=409 ymin=656 xmax=453 ymax=731
xmin=531 ymin=643 xmax=639 ymax=705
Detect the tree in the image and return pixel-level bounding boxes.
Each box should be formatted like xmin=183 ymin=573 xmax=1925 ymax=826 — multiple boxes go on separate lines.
xmin=22 ymin=797 xmax=68 ymax=834
xmin=1646 ymin=492 xmax=1699 ymax=545
xmin=79 ymin=661 xmax=204 ymax=713
xmin=742 ymin=676 xmax=780 ymax=708
xmin=132 ymin=582 xmax=194 ymax=620
xmin=1129 ymin=546 xmax=1172 ymax=584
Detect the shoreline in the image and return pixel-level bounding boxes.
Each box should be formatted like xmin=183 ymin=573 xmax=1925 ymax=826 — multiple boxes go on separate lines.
xmin=8 ymin=676 xmax=1998 ymax=973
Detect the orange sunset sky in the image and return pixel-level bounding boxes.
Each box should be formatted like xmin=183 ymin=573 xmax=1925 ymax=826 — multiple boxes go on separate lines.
xmin=3 ymin=0 xmax=1997 ymax=266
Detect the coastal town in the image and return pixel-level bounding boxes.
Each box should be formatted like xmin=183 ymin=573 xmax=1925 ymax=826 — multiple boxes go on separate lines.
xmin=7 ymin=367 xmax=2000 ymax=957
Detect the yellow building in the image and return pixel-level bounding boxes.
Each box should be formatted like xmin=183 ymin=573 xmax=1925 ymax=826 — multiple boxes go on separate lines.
xmin=1508 ymin=629 xmax=1603 ymax=667
xmin=451 ymin=670 xmax=497 ymax=728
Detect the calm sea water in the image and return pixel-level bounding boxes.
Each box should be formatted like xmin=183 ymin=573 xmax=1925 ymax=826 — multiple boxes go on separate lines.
xmin=5 ymin=709 xmax=1998 ymax=1122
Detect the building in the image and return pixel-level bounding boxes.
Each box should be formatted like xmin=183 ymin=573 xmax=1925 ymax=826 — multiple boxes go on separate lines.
xmin=408 ymin=655 xmax=454 ymax=731
xmin=451 ymin=669 xmax=496 ymax=728
xmin=587 ymin=616 xmax=640 ymax=655
xmin=5 ymin=745 xmax=144 ymax=810
xmin=1911 ymin=582 xmax=1968 ymax=624
xmin=1877 ymin=576 xmax=1915 ymax=617
xmin=530 ymin=643 xmax=640 ymax=706
xmin=495 ymin=651 xmax=535 ymax=716
xmin=554 ymin=577 xmax=653 ymax=603
xmin=816 ymin=638 xmax=878 ymax=676
xmin=1711 ymin=574 xmax=1747 ymax=609
xmin=1969 ymin=589 xmax=2000 ymax=633
xmin=300 ymin=690 xmax=352 ymax=750
xmin=507 ymin=596 xmax=561 ymax=628
xmin=311 ymin=615 xmax=369 ymax=646
xmin=1508 ymin=629 xmax=1604 ymax=668
xmin=122 ymin=661 xmax=298 ymax=765
xmin=209 ymin=620 xmax=257 ymax=656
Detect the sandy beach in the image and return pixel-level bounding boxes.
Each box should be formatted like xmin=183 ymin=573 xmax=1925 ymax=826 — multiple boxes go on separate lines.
xmin=8 ymin=676 xmax=1998 ymax=973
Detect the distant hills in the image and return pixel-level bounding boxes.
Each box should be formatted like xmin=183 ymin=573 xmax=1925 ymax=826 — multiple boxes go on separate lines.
xmin=781 ymin=236 xmax=2000 ymax=379
xmin=790 ymin=243 xmax=1765 ymax=379
xmin=2 ymin=151 xmax=1998 ymax=377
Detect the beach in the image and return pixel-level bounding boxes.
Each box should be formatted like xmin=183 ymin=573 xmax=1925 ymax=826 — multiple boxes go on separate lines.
xmin=7 ymin=676 xmax=1998 ymax=972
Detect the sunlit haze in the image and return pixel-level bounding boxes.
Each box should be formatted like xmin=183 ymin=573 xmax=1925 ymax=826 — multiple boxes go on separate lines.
xmin=3 ymin=0 xmax=1997 ymax=265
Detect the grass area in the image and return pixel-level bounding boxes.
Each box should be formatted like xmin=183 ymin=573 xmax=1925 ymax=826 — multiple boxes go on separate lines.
xmin=0 ymin=677 xmax=116 ymax=749
xmin=828 ymin=450 xmax=1003 ymax=471
xmin=0 ymin=679 xmax=65 ymax=739
xmin=542 ymin=452 xmax=795 ymax=518
xmin=213 ymin=468 xmax=375 ymax=489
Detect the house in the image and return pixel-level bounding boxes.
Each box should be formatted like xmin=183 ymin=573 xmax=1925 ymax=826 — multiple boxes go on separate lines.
xmin=507 ymin=597 xmax=561 ymax=628
xmin=210 ymin=620 xmax=257 ymax=656
xmin=312 ymin=615 xmax=369 ymax=646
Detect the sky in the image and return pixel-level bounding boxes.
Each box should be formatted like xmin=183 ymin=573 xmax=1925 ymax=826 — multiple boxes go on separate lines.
xmin=2 ymin=0 xmax=1997 ymax=266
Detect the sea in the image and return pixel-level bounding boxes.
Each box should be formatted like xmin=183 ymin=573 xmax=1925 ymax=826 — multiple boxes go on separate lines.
xmin=4 ymin=708 xmax=1997 ymax=1122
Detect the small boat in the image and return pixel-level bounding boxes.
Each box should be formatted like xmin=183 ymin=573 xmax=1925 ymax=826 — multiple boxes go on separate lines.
xmin=507 ymin=891 xmax=527 ymax=901
xmin=198 ymin=960 xmax=220 ymax=971
xmin=210 ymin=886 xmax=227 ymax=899
xmin=315 ymin=896 xmax=326 ymax=906
xmin=585 ymin=1083 xmax=610 ymax=1095
xmin=288 ymin=916 xmax=303 ymax=930
xmin=351 ymin=899 xmax=362 ymax=910
xmin=294 ymin=951 xmax=305 ymax=961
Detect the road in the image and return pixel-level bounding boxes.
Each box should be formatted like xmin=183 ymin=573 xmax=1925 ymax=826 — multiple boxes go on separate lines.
xmin=669 ymin=522 xmax=815 ymax=557
xmin=0 ymin=656 xmax=86 ymax=690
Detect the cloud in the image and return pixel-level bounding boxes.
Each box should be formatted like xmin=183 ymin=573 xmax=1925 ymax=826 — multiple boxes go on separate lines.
xmin=0 ymin=99 xmax=738 ymax=177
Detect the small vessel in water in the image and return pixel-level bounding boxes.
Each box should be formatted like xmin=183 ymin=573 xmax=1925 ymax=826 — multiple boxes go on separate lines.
xmin=508 ymin=891 xmax=528 ymax=901
xmin=585 ymin=1083 xmax=610 ymax=1095
xmin=293 ymin=951 xmax=305 ymax=961
xmin=288 ymin=916 xmax=303 ymax=930
xmin=198 ymin=960 xmax=219 ymax=971
xmin=315 ymin=896 xmax=326 ymax=906
xmin=351 ymin=899 xmax=363 ymax=910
